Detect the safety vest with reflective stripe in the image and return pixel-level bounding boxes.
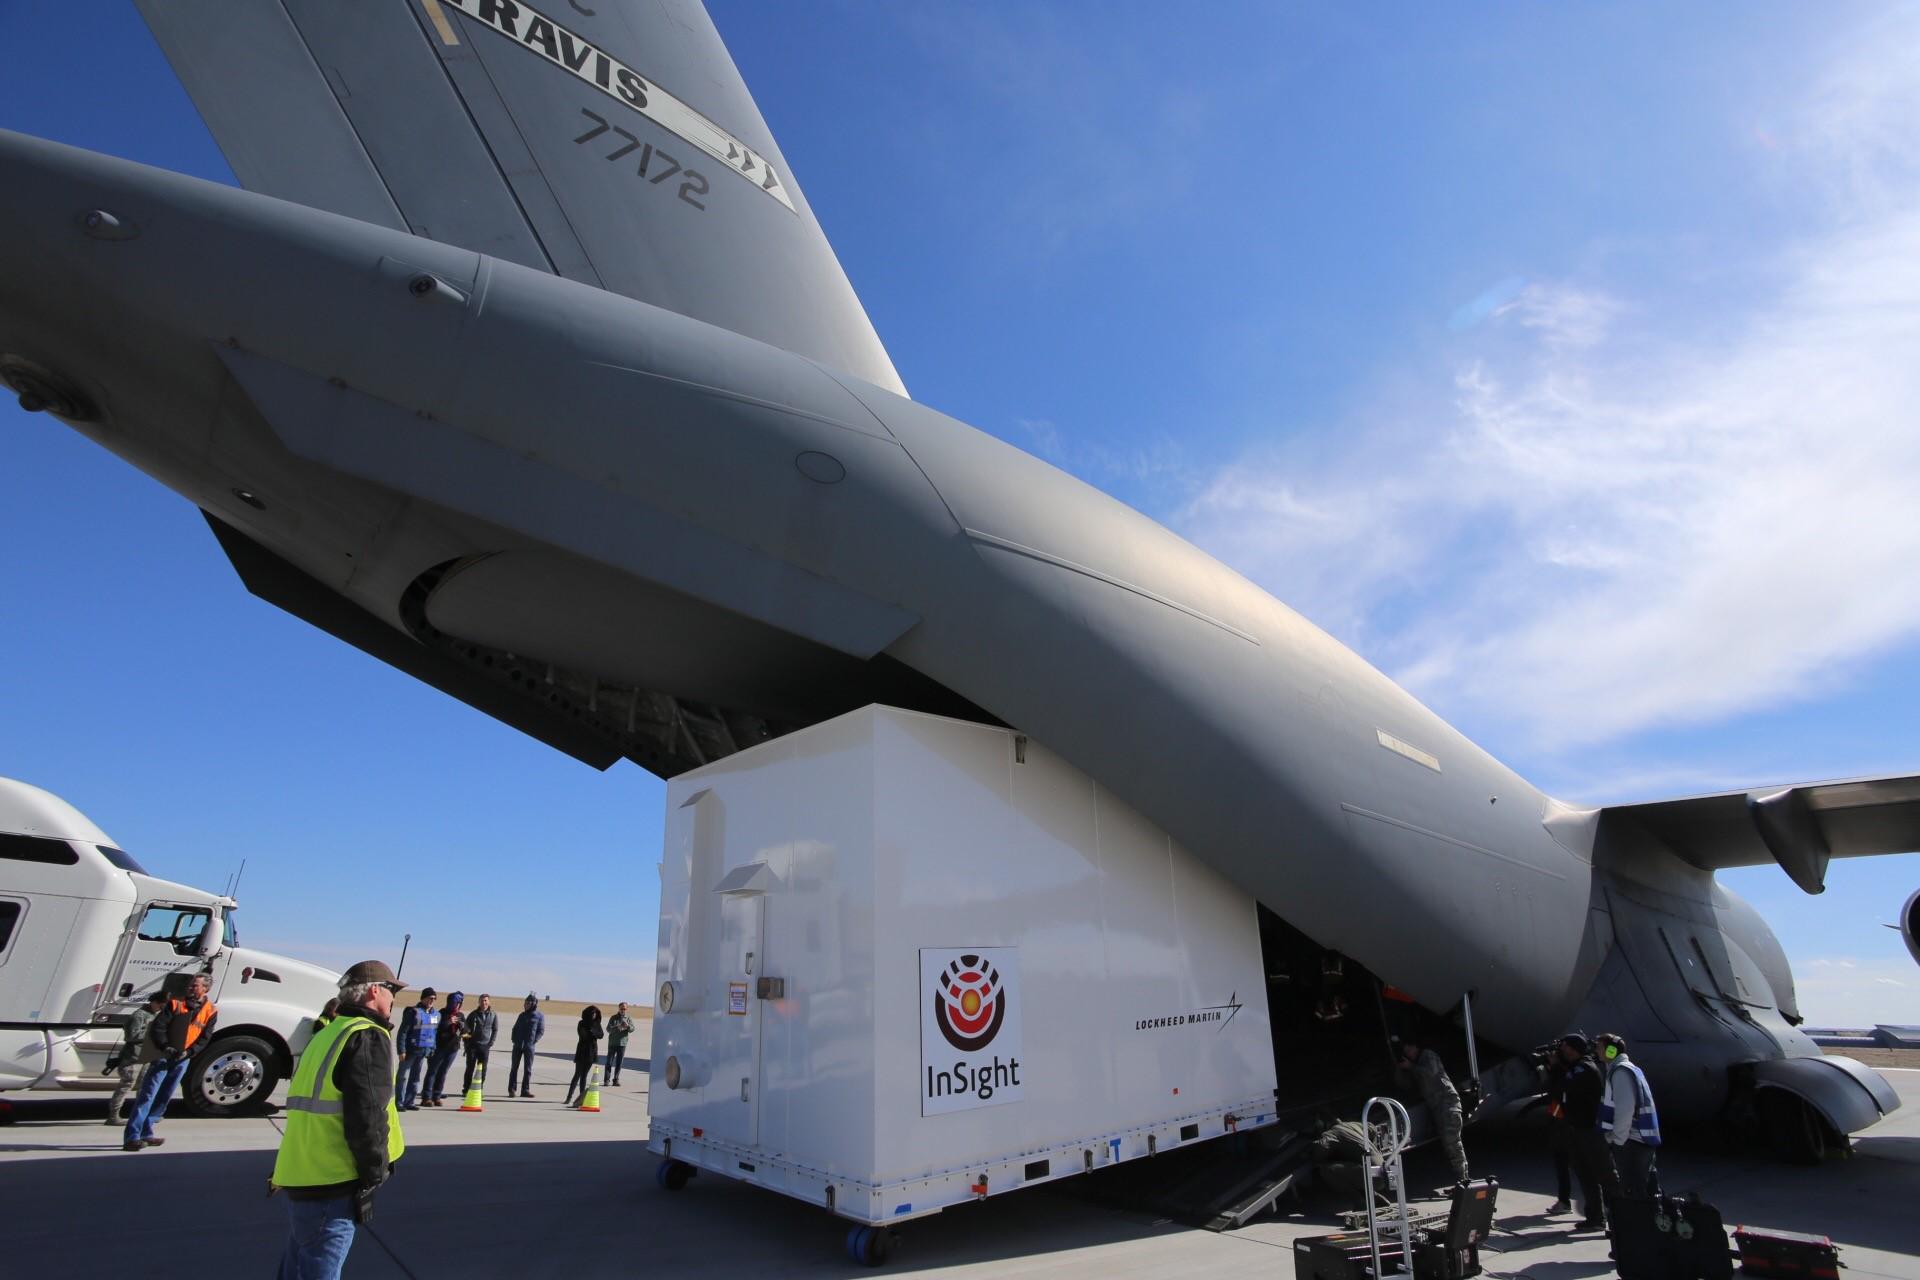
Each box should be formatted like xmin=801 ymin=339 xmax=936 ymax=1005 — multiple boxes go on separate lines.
xmin=1598 ymin=1059 xmax=1662 ymax=1146
xmin=272 ymin=1016 xmax=405 ymax=1188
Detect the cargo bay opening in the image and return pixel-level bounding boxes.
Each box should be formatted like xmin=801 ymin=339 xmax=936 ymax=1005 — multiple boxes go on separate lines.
xmin=1256 ymin=902 xmax=1487 ymax=1132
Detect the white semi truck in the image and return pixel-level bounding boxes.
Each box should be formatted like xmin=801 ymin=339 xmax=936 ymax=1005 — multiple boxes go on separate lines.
xmin=0 ymin=776 xmax=339 ymax=1115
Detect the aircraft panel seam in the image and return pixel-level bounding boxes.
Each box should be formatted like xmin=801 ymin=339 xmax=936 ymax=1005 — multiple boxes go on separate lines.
xmin=963 ymin=529 xmax=1258 ymax=646
xmin=1340 ymin=804 xmax=1567 ymax=880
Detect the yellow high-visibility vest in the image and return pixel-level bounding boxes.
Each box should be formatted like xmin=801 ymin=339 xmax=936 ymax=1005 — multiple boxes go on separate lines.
xmin=271 ymin=1015 xmax=405 ymax=1187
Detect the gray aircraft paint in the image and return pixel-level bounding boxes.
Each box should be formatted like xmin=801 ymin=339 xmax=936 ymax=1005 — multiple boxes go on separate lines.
xmin=0 ymin=2 xmax=1910 ymax=1137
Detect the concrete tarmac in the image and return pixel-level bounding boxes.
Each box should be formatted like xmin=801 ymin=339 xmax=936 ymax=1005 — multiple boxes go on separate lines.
xmin=4 ymin=1030 xmax=1917 ymax=1278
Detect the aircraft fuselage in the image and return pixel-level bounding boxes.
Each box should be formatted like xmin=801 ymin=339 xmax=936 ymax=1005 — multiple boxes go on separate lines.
xmin=0 ymin=129 xmax=1831 ymax=1120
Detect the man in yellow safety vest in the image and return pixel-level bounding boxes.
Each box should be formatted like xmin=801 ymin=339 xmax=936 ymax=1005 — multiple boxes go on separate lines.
xmin=270 ymin=959 xmax=408 ymax=1279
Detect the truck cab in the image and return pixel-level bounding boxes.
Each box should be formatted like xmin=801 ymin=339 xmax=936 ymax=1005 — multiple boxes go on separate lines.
xmin=0 ymin=777 xmax=339 ymax=1115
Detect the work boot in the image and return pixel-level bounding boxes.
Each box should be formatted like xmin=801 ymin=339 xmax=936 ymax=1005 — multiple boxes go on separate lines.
xmin=144 ymin=1137 xmax=166 ymax=1147
xmin=122 ymin=1140 xmax=145 ymax=1151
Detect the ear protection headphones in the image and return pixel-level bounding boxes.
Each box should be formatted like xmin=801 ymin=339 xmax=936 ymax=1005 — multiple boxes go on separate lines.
xmin=1603 ymin=1042 xmax=1620 ymax=1060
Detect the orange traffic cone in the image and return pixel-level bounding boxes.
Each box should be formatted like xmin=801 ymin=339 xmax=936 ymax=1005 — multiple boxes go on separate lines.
xmin=459 ymin=1062 xmax=486 ymax=1112
xmin=579 ymin=1066 xmax=602 ymax=1113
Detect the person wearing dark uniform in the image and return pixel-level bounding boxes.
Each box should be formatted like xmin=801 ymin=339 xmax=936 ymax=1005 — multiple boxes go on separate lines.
xmin=1311 ymin=1117 xmax=1374 ymax=1206
xmin=1543 ymin=1033 xmax=1579 ymax=1214
xmin=1396 ymin=1035 xmax=1469 ymax=1183
xmin=105 ymin=992 xmax=165 ymax=1125
xmin=1558 ymin=1032 xmax=1617 ymax=1233
xmin=271 ymin=959 xmax=407 ymax=1280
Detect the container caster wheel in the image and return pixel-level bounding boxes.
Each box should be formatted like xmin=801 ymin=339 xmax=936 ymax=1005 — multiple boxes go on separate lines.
xmin=656 ymin=1158 xmax=695 ymax=1191
xmin=846 ymin=1224 xmax=893 ymax=1266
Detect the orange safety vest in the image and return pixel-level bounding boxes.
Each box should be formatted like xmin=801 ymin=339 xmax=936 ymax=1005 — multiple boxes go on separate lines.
xmin=164 ymin=998 xmax=217 ymax=1054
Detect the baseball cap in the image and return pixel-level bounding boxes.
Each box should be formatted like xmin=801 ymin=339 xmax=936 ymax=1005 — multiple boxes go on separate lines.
xmin=338 ymin=959 xmax=404 ymax=992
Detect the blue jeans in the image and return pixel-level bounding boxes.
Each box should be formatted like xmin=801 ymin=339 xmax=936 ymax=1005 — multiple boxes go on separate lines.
xmin=124 ymin=1056 xmax=191 ymax=1143
xmin=607 ymin=1041 xmax=627 ymax=1082
xmin=278 ymin=1196 xmax=355 ymax=1280
xmin=508 ymin=1044 xmax=535 ymax=1092
xmin=426 ymin=1047 xmax=458 ymax=1101
xmin=396 ymin=1050 xmax=429 ymax=1108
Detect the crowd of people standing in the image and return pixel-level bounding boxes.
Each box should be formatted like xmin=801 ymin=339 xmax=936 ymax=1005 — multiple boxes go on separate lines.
xmin=370 ymin=988 xmax=640 ymax=1108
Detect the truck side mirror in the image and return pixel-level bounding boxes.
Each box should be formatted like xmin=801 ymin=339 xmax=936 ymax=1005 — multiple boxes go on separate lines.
xmin=195 ymin=921 xmax=222 ymax=957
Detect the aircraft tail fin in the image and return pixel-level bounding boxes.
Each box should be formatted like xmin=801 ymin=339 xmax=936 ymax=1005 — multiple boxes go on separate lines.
xmin=136 ymin=0 xmax=904 ymax=394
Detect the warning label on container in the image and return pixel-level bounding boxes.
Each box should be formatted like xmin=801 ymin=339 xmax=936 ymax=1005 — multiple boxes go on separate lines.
xmin=728 ymin=981 xmax=748 ymax=1015
xmin=920 ymin=948 xmax=1022 ymax=1116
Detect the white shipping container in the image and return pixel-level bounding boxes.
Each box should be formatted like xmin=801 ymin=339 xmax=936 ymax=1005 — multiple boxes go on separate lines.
xmin=647 ymin=706 xmax=1279 ymax=1228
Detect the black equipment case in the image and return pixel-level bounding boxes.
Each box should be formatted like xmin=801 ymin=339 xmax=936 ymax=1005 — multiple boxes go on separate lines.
xmin=1293 ymin=1229 xmax=1407 ymax=1280
xmin=1409 ymin=1179 xmax=1499 ymax=1279
xmin=1610 ymin=1192 xmax=1734 ymax=1280
xmin=1731 ymin=1227 xmax=1841 ymax=1279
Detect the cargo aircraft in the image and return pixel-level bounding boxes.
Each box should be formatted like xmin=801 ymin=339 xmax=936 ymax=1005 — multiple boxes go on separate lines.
xmin=1 ymin=0 xmax=1911 ymax=1160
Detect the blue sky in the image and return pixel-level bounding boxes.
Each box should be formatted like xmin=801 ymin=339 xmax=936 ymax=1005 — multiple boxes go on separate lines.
xmin=2 ymin=3 xmax=1916 ymax=1023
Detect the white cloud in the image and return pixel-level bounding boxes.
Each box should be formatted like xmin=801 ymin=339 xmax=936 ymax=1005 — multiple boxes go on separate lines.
xmin=1512 ymin=282 xmax=1623 ymax=352
xmin=1178 ymin=15 xmax=1920 ymax=754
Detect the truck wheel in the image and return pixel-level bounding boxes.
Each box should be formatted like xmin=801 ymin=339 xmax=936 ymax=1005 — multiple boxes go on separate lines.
xmin=185 ymin=1035 xmax=280 ymax=1116
xmin=656 ymin=1158 xmax=695 ymax=1191
xmin=847 ymin=1225 xmax=893 ymax=1266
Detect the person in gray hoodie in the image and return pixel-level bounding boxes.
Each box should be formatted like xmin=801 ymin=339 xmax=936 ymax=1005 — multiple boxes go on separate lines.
xmin=463 ymin=993 xmax=498 ymax=1095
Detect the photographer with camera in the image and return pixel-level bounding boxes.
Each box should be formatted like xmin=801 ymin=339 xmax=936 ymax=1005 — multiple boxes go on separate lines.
xmin=1540 ymin=1033 xmax=1579 ymax=1214
xmin=1556 ymin=1032 xmax=1617 ymax=1233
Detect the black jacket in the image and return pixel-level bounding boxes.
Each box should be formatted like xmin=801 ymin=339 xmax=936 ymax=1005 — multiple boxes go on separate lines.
xmin=286 ymin=1000 xmax=399 ymax=1200
xmin=1562 ymin=1054 xmax=1604 ymax=1129
xmin=573 ymin=1018 xmax=604 ymax=1066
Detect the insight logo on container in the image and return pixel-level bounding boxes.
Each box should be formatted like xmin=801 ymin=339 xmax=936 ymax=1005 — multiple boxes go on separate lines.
xmin=920 ymin=947 xmax=1023 ymax=1115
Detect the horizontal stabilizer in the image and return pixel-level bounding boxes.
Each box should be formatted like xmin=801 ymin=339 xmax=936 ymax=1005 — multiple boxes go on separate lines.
xmin=1604 ymin=773 xmax=1920 ymax=893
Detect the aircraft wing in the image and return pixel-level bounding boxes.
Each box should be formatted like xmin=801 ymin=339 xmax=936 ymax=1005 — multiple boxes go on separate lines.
xmin=1605 ymin=773 xmax=1920 ymax=893
xmin=134 ymin=0 xmax=904 ymax=395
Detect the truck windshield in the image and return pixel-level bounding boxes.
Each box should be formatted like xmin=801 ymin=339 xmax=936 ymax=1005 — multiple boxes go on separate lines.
xmin=96 ymin=845 xmax=148 ymax=874
xmin=137 ymin=904 xmax=213 ymax=954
